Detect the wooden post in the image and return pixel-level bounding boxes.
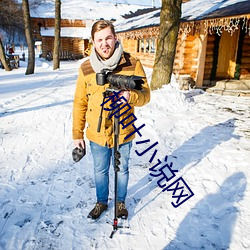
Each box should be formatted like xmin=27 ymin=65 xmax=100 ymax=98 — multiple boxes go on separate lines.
xmin=195 ymin=32 xmax=207 ymax=87
xmin=144 ymin=38 xmax=146 ymax=54
xmin=139 ymin=39 xmax=142 ymax=53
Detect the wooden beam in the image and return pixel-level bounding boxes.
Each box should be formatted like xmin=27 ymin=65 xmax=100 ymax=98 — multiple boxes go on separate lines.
xmin=195 ymin=33 xmax=207 ymax=87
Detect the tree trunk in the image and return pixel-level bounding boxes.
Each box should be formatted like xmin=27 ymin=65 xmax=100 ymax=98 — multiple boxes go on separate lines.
xmin=53 ymin=0 xmax=61 ymax=70
xmin=0 ymin=37 xmax=11 ymax=71
xmin=22 ymin=0 xmax=35 ymax=75
xmin=151 ymin=0 xmax=182 ymax=90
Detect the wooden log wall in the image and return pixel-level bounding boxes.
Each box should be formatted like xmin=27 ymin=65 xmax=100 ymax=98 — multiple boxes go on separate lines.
xmin=120 ymin=38 xmax=156 ymax=68
xmin=120 ymin=31 xmax=200 ymax=77
xmin=41 ymin=37 xmax=53 ymax=58
xmin=134 ymin=53 xmax=156 ymax=68
xmin=173 ymin=34 xmax=185 ymax=75
xmin=120 ymin=39 xmax=137 ymax=54
xmin=183 ymin=35 xmax=198 ymax=79
xmin=41 ymin=37 xmax=86 ymax=58
xmin=32 ymin=18 xmax=86 ymax=29
xmin=240 ymin=35 xmax=250 ymax=79
xmin=173 ymin=34 xmax=199 ymax=80
xmin=72 ymin=38 xmax=88 ymax=55
xmin=203 ymin=34 xmax=215 ymax=82
xmin=61 ymin=38 xmax=74 ymax=52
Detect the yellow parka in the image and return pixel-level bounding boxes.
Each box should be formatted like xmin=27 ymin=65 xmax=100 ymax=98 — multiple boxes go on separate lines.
xmin=72 ymin=52 xmax=150 ymax=148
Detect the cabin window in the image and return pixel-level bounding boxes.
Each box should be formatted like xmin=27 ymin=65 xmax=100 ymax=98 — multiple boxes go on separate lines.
xmin=137 ymin=39 xmax=143 ymax=53
xmin=150 ymin=38 xmax=155 ymax=53
xmin=137 ymin=38 xmax=156 ymax=54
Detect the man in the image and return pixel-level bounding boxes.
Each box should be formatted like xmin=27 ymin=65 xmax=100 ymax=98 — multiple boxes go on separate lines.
xmin=73 ymin=20 xmax=150 ymax=220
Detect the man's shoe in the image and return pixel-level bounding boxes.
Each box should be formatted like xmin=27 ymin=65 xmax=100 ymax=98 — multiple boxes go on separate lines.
xmin=87 ymin=202 xmax=108 ymax=220
xmin=117 ymin=202 xmax=128 ymax=219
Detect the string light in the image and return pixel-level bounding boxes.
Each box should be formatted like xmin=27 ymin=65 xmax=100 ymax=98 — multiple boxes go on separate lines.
xmin=117 ymin=15 xmax=250 ymax=39
xmin=179 ymin=15 xmax=250 ymax=37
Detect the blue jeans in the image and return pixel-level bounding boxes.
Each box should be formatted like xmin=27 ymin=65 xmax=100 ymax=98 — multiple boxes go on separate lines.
xmin=90 ymin=140 xmax=132 ymax=205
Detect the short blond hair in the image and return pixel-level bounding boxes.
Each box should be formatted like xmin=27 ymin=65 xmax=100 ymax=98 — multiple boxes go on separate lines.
xmin=91 ymin=20 xmax=116 ymax=40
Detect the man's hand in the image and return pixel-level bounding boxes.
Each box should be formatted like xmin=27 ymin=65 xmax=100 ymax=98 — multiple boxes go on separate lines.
xmin=74 ymin=139 xmax=85 ymax=149
xmin=118 ymin=90 xmax=130 ymax=103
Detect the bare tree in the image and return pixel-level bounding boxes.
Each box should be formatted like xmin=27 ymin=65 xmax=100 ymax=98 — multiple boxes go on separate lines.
xmin=29 ymin=0 xmax=47 ymax=8
xmin=0 ymin=0 xmax=24 ymax=38
xmin=0 ymin=37 xmax=11 ymax=71
xmin=0 ymin=0 xmax=23 ymax=71
xmin=151 ymin=0 xmax=182 ymax=90
xmin=53 ymin=0 xmax=61 ymax=70
xmin=22 ymin=0 xmax=35 ymax=75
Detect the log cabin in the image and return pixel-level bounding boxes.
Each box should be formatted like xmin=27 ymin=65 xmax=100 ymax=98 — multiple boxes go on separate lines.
xmin=115 ymin=0 xmax=250 ymax=92
xmin=31 ymin=18 xmax=92 ymax=60
xmin=30 ymin=1 xmax=152 ymax=61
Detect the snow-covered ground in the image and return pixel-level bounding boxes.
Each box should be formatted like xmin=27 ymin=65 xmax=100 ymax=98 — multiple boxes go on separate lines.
xmin=0 ymin=50 xmax=250 ymax=250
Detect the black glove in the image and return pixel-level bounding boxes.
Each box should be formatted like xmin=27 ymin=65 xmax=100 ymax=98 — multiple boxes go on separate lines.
xmin=72 ymin=146 xmax=86 ymax=162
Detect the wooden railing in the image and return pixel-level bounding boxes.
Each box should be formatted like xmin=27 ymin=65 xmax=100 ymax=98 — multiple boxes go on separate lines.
xmin=46 ymin=51 xmax=83 ymax=61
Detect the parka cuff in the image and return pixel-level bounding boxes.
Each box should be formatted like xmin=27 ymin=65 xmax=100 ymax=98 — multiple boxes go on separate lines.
xmin=72 ymin=131 xmax=84 ymax=140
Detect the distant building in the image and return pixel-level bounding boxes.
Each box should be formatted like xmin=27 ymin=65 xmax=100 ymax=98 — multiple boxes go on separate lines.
xmin=31 ymin=18 xmax=92 ymax=60
xmin=30 ymin=1 xmax=151 ymax=60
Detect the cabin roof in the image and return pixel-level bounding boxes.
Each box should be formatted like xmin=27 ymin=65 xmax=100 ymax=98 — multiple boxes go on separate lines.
xmin=115 ymin=0 xmax=250 ymax=32
xmin=30 ymin=0 xmax=151 ymax=20
xmin=40 ymin=27 xmax=91 ymax=39
xmin=182 ymin=0 xmax=250 ymax=21
xmin=115 ymin=8 xmax=160 ymax=33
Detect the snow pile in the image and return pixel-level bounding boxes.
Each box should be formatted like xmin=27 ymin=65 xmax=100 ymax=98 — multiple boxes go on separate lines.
xmin=0 ymin=50 xmax=250 ymax=249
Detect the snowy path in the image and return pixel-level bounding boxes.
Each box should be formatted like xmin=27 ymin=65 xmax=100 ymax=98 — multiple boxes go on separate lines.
xmin=0 ymin=59 xmax=250 ymax=249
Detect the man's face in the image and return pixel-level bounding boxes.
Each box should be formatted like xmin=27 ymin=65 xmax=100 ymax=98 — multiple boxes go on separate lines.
xmin=93 ymin=27 xmax=117 ymax=60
